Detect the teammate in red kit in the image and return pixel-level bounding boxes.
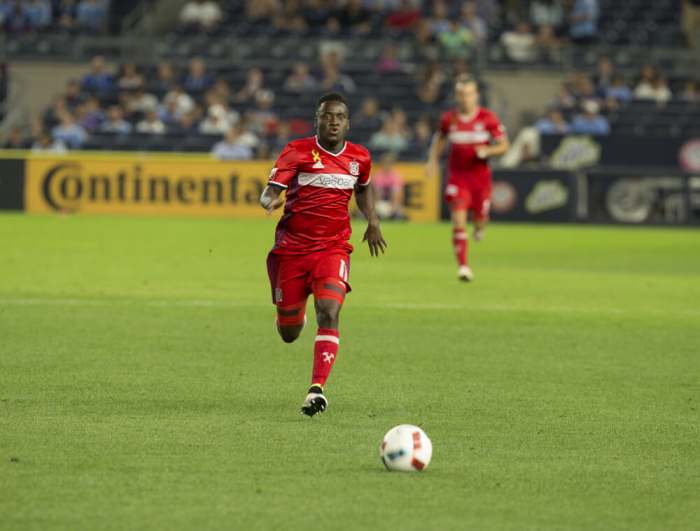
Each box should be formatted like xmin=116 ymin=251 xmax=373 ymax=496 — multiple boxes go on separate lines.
xmin=259 ymin=92 xmax=387 ymax=417
xmin=426 ymin=75 xmax=510 ymax=281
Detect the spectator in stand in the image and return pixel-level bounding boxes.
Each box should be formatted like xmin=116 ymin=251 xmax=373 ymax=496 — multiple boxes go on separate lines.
xmin=635 ymin=75 xmax=672 ymax=104
xmin=128 ymin=87 xmax=159 ymax=114
xmin=321 ymin=15 xmax=341 ymax=36
xmin=439 ymin=20 xmax=474 ymax=59
xmin=3 ymin=2 xmax=28 ymax=32
xmin=376 ymin=43 xmax=403 ymax=73
xmin=136 ymin=110 xmax=166 ymax=134
xmin=571 ymin=99 xmax=609 ymax=135
xmin=64 ymin=79 xmax=84 ymax=110
xmin=199 ymin=104 xmax=233 ymax=135
xmin=370 ymin=116 xmax=409 ymax=152
xmin=593 ymin=56 xmax=615 ymax=93
xmin=460 ymin=2 xmax=487 ymax=48
xmin=247 ymin=89 xmax=279 ymax=136
xmin=164 ymin=85 xmax=195 ymax=116
xmin=355 ymin=96 xmax=383 ymax=131
xmin=211 ymin=125 xmax=254 ymax=160
xmin=535 ymin=109 xmax=570 ymax=134
xmin=417 ymin=61 xmax=446 ymax=93
xmin=385 ymin=0 xmax=421 ymax=32
xmin=605 ymin=74 xmax=632 ymax=105
xmin=174 ymin=110 xmax=199 ymax=134
xmin=153 ymin=61 xmax=177 ymax=92
xmin=32 ymin=131 xmax=67 ymax=154
xmin=212 ymin=78 xmax=231 ymax=102
xmin=682 ymin=0 xmax=700 ymax=49
xmin=301 ymin=0 xmax=331 ymax=28
xmin=81 ymin=55 xmax=113 ymax=94
xmin=232 ymin=116 xmax=260 ymax=150
xmin=118 ymin=63 xmax=144 ymax=91
xmin=234 ymin=67 xmax=265 ymax=103
xmin=269 ymin=119 xmax=293 ymax=154
xmin=427 ymin=0 xmax=450 ymax=37
xmin=100 ymin=105 xmax=132 ymax=134
xmin=530 ymin=0 xmax=564 ymax=32
xmin=245 ymin=0 xmax=279 ymax=22
xmin=413 ymin=115 xmax=433 ymax=157
xmin=336 ymin=0 xmax=373 ymax=35
xmin=320 ymin=54 xmax=356 ymax=93
xmin=57 ymin=0 xmax=78 ymax=31
xmin=76 ymin=96 xmax=104 ymax=131
xmin=501 ymin=21 xmax=536 ymax=62
xmin=372 ymin=152 xmax=405 ymax=220
xmin=1 ymin=127 xmax=28 ymax=149
xmin=24 ymin=0 xmax=52 ymax=31
xmin=183 ymin=57 xmax=214 ymax=93
xmin=634 ymin=66 xmax=672 ymax=103
xmin=76 ymin=0 xmax=107 ymax=33
xmin=535 ymin=23 xmax=561 ymax=62
xmin=681 ymin=79 xmax=700 ymax=102
xmin=52 ymin=111 xmax=88 ymax=147
xmin=284 ymin=62 xmax=317 ymax=93
xmin=568 ymin=0 xmax=598 ymax=44
xmin=180 ymin=0 xmax=223 ymax=33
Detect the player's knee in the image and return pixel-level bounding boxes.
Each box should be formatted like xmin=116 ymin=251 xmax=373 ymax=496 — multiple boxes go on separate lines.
xmin=278 ymin=325 xmax=302 ymax=343
xmin=315 ymin=301 xmax=340 ymax=328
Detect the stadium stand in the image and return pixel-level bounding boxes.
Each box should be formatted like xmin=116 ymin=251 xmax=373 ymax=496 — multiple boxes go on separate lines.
xmin=0 ymin=0 xmax=698 ymax=162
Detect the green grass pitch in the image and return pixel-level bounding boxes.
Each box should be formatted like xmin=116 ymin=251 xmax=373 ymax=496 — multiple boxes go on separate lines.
xmin=1 ymin=214 xmax=698 ymax=530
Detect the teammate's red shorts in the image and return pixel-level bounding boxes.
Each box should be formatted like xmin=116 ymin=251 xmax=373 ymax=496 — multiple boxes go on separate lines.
xmin=267 ymin=249 xmax=351 ymax=310
xmin=444 ymin=182 xmax=491 ymax=221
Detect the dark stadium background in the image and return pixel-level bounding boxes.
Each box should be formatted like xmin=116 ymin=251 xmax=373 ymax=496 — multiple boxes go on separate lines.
xmin=0 ymin=0 xmax=698 ymax=224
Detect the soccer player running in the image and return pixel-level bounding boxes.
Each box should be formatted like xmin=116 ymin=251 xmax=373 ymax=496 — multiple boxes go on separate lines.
xmin=260 ymin=92 xmax=387 ymax=417
xmin=426 ymin=74 xmax=510 ymax=282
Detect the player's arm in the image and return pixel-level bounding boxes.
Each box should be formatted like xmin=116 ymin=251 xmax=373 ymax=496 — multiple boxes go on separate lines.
xmin=475 ymin=136 xmax=510 ymax=159
xmin=425 ymin=130 xmax=446 ymax=179
xmin=259 ymin=184 xmax=285 ymax=214
xmin=355 ymin=183 xmax=387 ymax=257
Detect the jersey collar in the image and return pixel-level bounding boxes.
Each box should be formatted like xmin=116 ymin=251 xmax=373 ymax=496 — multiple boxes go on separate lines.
xmin=315 ymin=136 xmax=347 ymax=157
xmin=457 ymin=107 xmax=480 ymax=123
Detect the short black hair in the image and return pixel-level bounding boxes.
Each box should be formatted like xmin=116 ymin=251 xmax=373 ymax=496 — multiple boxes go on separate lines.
xmin=317 ymin=92 xmax=348 ymax=108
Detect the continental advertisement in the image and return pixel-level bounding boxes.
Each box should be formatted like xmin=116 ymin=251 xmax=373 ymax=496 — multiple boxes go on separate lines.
xmin=0 ymin=152 xmax=439 ymax=222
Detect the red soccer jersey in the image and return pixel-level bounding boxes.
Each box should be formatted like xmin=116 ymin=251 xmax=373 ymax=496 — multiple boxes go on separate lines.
xmin=439 ymin=107 xmax=506 ymax=187
xmin=268 ymin=136 xmax=372 ymax=255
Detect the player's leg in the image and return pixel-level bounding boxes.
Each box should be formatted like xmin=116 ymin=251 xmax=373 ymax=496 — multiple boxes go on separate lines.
xmin=472 ymin=188 xmax=491 ymax=242
xmin=445 ymin=184 xmax=473 ymax=281
xmin=267 ymin=253 xmax=309 ymax=343
xmin=301 ymin=253 xmax=349 ymax=416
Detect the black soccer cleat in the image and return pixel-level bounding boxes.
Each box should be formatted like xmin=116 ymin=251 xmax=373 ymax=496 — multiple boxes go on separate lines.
xmin=300 ymin=385 xmax=328 ymax=417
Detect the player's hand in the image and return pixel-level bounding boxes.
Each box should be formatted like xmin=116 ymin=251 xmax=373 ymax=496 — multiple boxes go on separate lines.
xmin=362 ymin=223 xmax=387 ymax=257
xmin=476 ymin=146 xmax=490 ymax=159
xmin=264 ymin=195 xmax=285 ymax=215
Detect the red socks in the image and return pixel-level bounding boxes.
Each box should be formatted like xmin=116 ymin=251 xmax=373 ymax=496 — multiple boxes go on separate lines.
xmin=452 ymin=227 xmax=468 ymax=266
xmin=312 ymin=328 xmax=339 ymax=387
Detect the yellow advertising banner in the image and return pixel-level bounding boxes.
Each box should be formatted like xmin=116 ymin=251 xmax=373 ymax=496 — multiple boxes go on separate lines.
xmin=23 ymin=153 xmax=439 ymax=221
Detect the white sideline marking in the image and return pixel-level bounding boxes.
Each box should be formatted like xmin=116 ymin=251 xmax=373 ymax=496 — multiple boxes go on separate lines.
xmin=0 ymin=297 xmax=698 ymax=317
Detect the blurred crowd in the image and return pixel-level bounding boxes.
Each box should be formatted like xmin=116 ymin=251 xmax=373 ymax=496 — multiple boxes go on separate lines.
xmin=0 ymin=0 xmax=109 ymax=33
xmin=1 ymin=52 xmax=459 ymax=160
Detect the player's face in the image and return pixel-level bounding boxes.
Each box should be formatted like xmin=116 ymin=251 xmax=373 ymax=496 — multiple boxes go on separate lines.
xmin=316 ymin=101 xmax=349 ymax=146
xmin=455 ymin=82 xmax=479 ymax=113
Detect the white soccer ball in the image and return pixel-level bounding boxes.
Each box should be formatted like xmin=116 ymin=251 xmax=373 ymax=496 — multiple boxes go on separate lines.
xmin=379 ymin=424 xmax=432 ymax=472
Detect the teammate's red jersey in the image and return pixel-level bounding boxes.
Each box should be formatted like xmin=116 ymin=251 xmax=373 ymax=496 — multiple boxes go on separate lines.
xmin=439 ymin=107 xmax=506 ymax=187
xmin=268 ymin=136 xmax=372 ymax=255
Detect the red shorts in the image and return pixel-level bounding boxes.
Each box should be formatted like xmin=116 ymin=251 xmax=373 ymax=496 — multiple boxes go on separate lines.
xmin=444 ymin=182 xmax=491 ymax=221
xmin=266 ymin=249 xmax=351 ymax=308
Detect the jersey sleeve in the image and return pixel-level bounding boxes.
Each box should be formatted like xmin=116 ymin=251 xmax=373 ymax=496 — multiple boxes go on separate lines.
xmin=268 ymin=143 xmax=298 ymax=189
xmin=487 ymin=112 xmax=507 ymax=140
xmin=357 ymin=150 xmax=372 ymax=187
xmin=438 ymin=111 xmax=452 ymax=136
